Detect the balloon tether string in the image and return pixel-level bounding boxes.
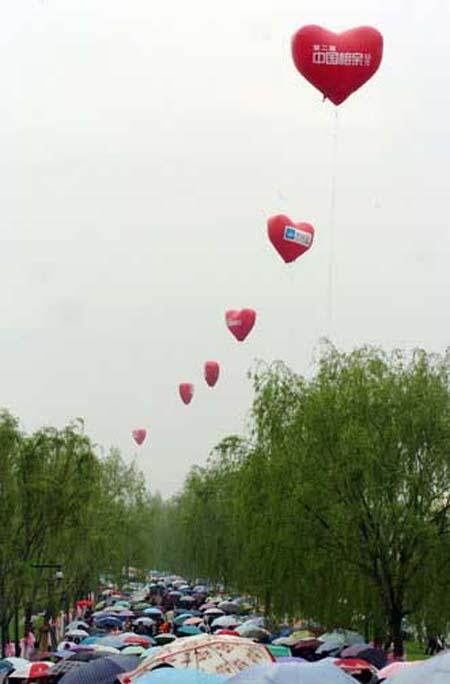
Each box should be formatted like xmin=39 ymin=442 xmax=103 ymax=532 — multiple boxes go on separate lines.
xmin=327 ymin=109 xmax=339 ymax=340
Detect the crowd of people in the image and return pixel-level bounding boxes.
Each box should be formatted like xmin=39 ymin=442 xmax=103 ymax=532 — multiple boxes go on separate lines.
xmin=0 ymin=574 xmax=447 ymax=683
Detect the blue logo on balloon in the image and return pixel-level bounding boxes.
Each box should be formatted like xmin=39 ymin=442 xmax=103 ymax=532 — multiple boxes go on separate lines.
xmin=284 ymin=227 xmax=296 ymax=241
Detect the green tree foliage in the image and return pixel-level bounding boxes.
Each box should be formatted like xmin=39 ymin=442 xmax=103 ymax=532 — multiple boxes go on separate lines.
xmin=154 ymin=346 xmax=450 ymax=655
xmin=0 ymin=414 xmax=156 ymax=654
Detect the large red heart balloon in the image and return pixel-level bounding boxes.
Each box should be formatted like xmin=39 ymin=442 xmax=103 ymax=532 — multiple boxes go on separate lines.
xmin=267 ymin=214 xmax=314 ymax=263
xmin=291 ymin=25 xmax=383 ymax=105
xmin=225 ymin=309 xmax=256 ymax=342
xmin=179 ymin=383 xmax=194 ymax=405
xmin=204 ymin=361 xmax=220 ymax=388
xmin=132 ymin=429 xmax=147 ymax=446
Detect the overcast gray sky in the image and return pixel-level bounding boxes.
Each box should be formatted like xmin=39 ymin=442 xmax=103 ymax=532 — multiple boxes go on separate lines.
xmin=2 ymin=0 xmax=449 ymax=496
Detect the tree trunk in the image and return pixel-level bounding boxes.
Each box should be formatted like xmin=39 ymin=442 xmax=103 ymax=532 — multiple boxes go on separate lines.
xmin=390 ymin=611 xmax=404 ymax=659
xmin=14 ymin=605 xmax=19 ymax=657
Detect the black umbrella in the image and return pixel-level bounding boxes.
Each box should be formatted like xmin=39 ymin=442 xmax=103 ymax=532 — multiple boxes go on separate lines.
xmin=47 ymin=653 xmax=104 ymax=679
xmin=357 ymin=647 xmax=388 ymax=670
xmin=58 ymin=655 xmax=139 ymax=684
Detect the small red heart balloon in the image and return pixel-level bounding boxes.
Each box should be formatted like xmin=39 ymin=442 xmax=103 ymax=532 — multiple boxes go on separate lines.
xmin=132 ymin=429 xmax=147 ymax=446
xmin=291 ymin=25 xmax=383 ymax=105
xmin=267 ymin=215 xmax=314 ymax=264
xmin=225 ymin=309 xmax=256 ymax=342
xmin=204 ymin=361 xmax=220 ymax=388
xmin=179 ymin=383 xmax=194 ymax=405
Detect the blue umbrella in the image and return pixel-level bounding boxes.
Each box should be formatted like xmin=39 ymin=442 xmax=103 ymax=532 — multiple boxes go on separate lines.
xmin=57 ymin=654 xmax=140 ymax=684
xmin=95 ymin=617 xmax=123 ymax=629
xmin=80 ymin=637 xmax=100 ymax=645
xmin=226 ymin=662 xmax=355 ymax=684
xmin=134 ymin=670 xmax=227 ymax=684
xmin=143 ymin=608 xmax=163 ymax=617
xmin=96 ymin=636 xmax=125 ymax=649
xmin=176 ymin=625 xmax=203 ymax=636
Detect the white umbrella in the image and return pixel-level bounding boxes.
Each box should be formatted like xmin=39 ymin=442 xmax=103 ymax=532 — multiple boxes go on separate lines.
xmin=4 ymin=658 xmax=29 ymax=670
xmin=65 ymin=621 xmax=90 ymax=632
xmin=127 ymin=634 xmax=274 ymax=679
xmin=211 ymin=616 xmax=241 ymax=629
xmin=9 ymin=662 xmax=52 ymax=679
xmin=65 ymin=629 xmax=90 ymax=639
xmin=386 ymin=652 xmax=450 ymax=683
xmin=204 ymin=608 xmax=225 ymax=616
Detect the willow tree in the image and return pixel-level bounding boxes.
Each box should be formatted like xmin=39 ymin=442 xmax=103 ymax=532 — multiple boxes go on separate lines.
xmin=247 ymin=346 xmax=450 ymax=655
xmin=159 ymin=345 xmax=450 ymax=657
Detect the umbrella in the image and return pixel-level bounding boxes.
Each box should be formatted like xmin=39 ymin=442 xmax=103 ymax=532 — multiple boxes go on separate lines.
xmin=133 ymin=618 xmax=156 ymax=627
xmin=120 ymin=611 xmax=135 ymax=618
xmin=334 ymin=658 xmax=377 ymax=676
xmin=235 ymin=625 xmax=270 ymax=642
xmin=92 ymin=645 xmax=121 ymax=654
xmin=183 ymin=618 xmax=203 ymax=626
xmin=226 ymin=661 xmax=355 ymax=683
xmin=381 ymin=653 xmax=448 ymax=682
xmin=96 ymin=637 xmax=125 ymax=649
xmin=121 ymin=646 xmax=146 ymax=656
xmin=0 ymin=661 xmax=14 ymax=676
xmin=176 ymin=626 xmax=203 ymax=637
xmin=47 ymin=652 xmax=104 ymax=678
xmin=57 ymin=654 xmax=139 ymax=684
xmin=132 ymin=670 xmax=227 ymax=684
xmin=143 ymin=608 xmax=163 ymax=617
xmin=4 ymin=658 xmax=30 ymax=671
xmin=238 ymin=618 xmax=265 ymax=630
xmin=58 ymin=642 xmax=79 ymax=651
xmin=211 ymin=616 xmax=240 ymax=630
xmin=178 ymin=596 xmax=196 ymax=605
xmin=174 ymin=614 xmax=195 ymax=626
xmin=95 ymin=617 xmax=123 ymax=629
xmin=139 ymin=647 xmax=162 ymax=660
xmin=357 ymin=647 xmax=388 ymax=670
xmin=316 ymin=635 xmax=346 ymax=655
xmin=66 ymin=630 xmax=90 ymax=639
xmin=9 ymin=661 xmax=52 ymax=679
xmin=154 ymin=635 xmax=178 ymax=646
xmin=215 ymin=630 xmax=240 ymax=637
xmin=217 ymin=602 xmax=239 ymax=614
xmin=199 ymin=604 xmax=216 ymax=612
xmin=267 ymin=645 xmax=291 ymax=659
xmin=319 ymin=630 xmax=365 ymax=647
xmin=125 ymin=634 xmax=274 ymax=679
xmin=119 ymin=634 xmax=154 ymax=647
xmin=204 ymin=609 xmax=224 ymax=617
xmin=377 ymin=661 xmax=419 ymax=681
xmin=65 ymin=622 xmax=90 ymax=633
xmin=340 ymin=644 xmax=370 ymax=658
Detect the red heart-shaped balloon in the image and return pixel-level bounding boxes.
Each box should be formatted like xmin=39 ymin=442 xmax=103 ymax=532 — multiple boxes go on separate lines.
xmin=267 ymin=215 xmax=314 ymax=263
xmin=291 ymin=25 xmax=383 ymax=105
xmin=204 ymin=361 xmax=220 ymax=388
xmin=132 ymin=429 xmax=147 ymax=446
xmin=225 ymin=309 xmax=256 ymax=342
xmin=179 ymin=383 xmax=194 ymax=405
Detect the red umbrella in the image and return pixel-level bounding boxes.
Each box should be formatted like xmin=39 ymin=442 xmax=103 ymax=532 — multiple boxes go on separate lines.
xmin=216 ymin=629 xmax=240 ymax=637
xmin=334 ymin=658 xmax=376 ymax=676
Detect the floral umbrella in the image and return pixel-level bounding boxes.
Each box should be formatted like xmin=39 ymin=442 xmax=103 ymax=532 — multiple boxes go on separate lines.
xmin=122 ymin=634 xmax=274 ymax=681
